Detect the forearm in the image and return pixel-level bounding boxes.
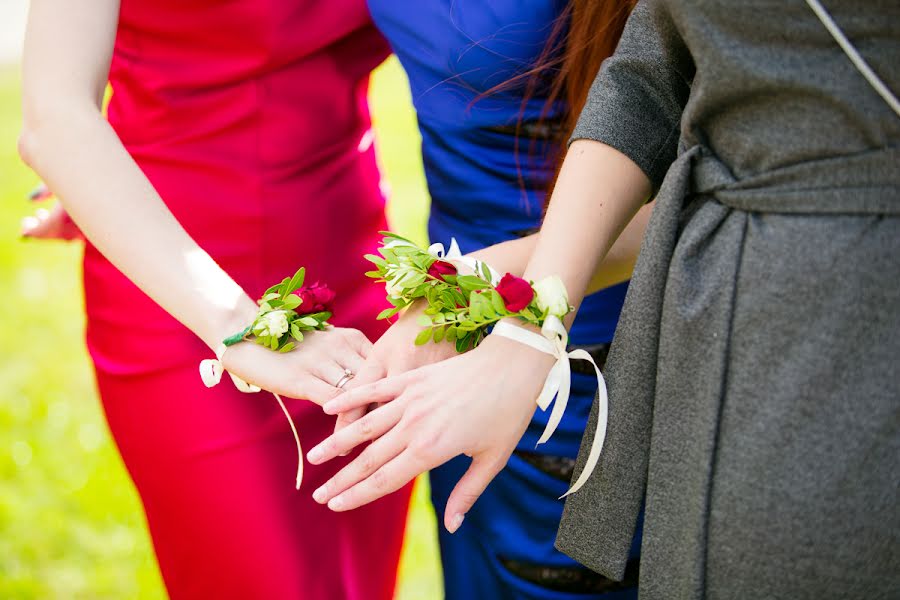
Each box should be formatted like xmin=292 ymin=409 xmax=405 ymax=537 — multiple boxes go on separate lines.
xmin=20 ymin=113 xmax=256 ymax=348
xmin=19 ymin=0 xmax=256 ymax=350
xmin=523 ymin=140 xmax=651 ymax=319
xmin=469 ymin=198 xmax=652 ymax=294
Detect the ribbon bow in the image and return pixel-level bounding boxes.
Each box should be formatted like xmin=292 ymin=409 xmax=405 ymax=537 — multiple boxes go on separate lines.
xmin=491 ymin=316 xmax=608 ymax=498
xmin=199 ymin=345 xmax=304 ymax=489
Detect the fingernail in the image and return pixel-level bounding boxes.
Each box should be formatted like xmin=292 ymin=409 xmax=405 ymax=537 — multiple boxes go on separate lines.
xmin=448 ymin=513 xmax=465 ymax=534
xmin=323 ymin=401 xmax=339 ymax=415
xmin=312 ymin=486 xmax=327 ymax=504
xmin=328 ymin=496 xmax=345 ymax=511
xmin=307 ymin=446 xmax=323 ymax=464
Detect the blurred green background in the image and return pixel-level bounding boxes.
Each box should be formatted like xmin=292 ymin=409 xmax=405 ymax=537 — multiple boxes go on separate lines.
xmin=0 ymin=54 xmax=442 ymax=598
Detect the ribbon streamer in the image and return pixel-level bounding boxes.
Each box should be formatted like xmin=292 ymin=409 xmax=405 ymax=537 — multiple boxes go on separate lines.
xmin=491 ymin=316 xmax=608 ymax=498
xmin=199 ymin=345 xmax=304 ymax=489
xmin=387 ymin=237 xmax=502 ymax=285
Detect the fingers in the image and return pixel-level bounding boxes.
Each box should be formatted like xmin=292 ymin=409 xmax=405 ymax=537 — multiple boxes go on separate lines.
xmin=316 ymin=447 xmax=426 ymax=512
xmin=332 ymin=357 xmax=386 ymax=443
xmin=342 ymin=328 xmax=374 ymax=358
xmin=311 ymin=425 xmax=407 ymax=506
xmin=322 ymin=373 xmax=409 ymax=415
xmin=21 ymin=203 xmax=82 ymax=240
xmin=308 ymin=399 xmax=404 ymax=465
xmin=333 ymin=406 xmax=369 ymax=439
xmin=290 ymin=377 xmax=343 ymax=406
xmin=443 ymin=456 xmax=504 ymax=534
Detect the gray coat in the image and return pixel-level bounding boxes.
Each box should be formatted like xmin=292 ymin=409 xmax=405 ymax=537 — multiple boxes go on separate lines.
xmin=554 ymin=1 xmax=900 ymax=598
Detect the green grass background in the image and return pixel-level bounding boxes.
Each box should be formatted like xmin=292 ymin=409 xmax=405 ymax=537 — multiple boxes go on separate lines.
xmin=0 ymin=58 xmax=442 ymax=598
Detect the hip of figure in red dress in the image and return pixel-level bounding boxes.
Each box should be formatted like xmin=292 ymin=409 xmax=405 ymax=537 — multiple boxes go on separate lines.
xmin=78 ymin=1 xmax=411 ymax=597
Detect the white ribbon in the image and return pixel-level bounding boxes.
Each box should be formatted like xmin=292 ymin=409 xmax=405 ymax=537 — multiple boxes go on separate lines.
xmin=199 ymin=344 xmax=304 ymax=489
xmin=387 ymin=237 xmax=502 ymax=285
xmin=491 ymin=316 xmax=608 ymax=498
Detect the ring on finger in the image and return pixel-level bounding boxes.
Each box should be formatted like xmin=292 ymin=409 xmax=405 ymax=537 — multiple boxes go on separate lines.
xmin=335 ymin=369 xmax=355 ymax=390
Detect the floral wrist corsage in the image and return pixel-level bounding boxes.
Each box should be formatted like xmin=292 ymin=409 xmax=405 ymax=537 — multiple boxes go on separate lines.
xmin=367 ymin=232 xmax=607 ymax=498
xmin=223 ymin=267 xmax=334 ymax=352
xmin=199 ymin=267 xmax=336 ymax=490
xmin=365 ymin=232 xmax=573 ymax=351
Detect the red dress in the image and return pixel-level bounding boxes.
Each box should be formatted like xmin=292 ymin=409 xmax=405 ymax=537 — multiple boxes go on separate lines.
xmin=83 ymin=1 xmax=410 ymax=597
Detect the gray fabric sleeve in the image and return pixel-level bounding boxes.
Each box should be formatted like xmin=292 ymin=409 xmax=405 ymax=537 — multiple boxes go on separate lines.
xmin=570 ymin=0 xmax=694 ymax=191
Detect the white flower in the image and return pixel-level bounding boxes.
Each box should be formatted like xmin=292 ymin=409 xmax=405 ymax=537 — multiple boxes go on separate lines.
xmin=253 ymin=310 xmax=289 ymax=338
xmin=533 ymin=276 xmax=571 ymax=318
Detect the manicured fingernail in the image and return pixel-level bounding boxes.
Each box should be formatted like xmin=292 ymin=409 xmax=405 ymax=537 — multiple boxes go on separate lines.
xmin=448 ymin=513 xmax=465 ymax=534
xmin=307 ymin=446 xmax=324 ymax=464
xmin=312 ymin=486 xmax=327 ymax=503
xmin=328 ymin=496 xmax=345 ymax=511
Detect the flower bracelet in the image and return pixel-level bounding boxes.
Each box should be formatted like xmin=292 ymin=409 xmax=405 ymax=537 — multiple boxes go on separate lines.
xmin=366 ymin=233 xmax=608 ymax=496
xmin=199 ymin=267 xmax=335 ymax=489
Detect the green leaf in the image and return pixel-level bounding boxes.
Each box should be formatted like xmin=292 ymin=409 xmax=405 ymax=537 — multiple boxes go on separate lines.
xmin=364 ymin=254 xmax=388 ymax=268
xmin=469 ymin=298 xmax=483 ymax=321
xmin=415 ymin=327 xmax=433 ymax=346
xmin=480 ymin=261 xmax=494 ymax=283
xmin=490 ymin=290 xmax=508 ymax=315
xmin=456 ymin=335 xmax=469 ymax=353
xmin=380 ymin=247 xmax=398 ymax=264
xmin=416 ymin=315 xmax=432 ymax=327
xmin=445 ymin=325 xmax=458 ymax=342
xmin=299 ymin=316 xmax=319 ymax=327
xmin=457 ymin=275 xmax=492 ymax=292
xmin=365 ymin=270 xmax=383 ymax=279
xmin=284 ymin=268 xmax=306 ymax=298
xmin=377 ymin=307 xmax=399 ymax=320
xmin=282 ymin=294 xmax=302 ymax=310
xmin=278 ymin=342 xmax=296 ymax=353
xmin=380 ymin=230 xmax=417 ymax=245
xmin=433 ymin=325 xmax=445 ymax=343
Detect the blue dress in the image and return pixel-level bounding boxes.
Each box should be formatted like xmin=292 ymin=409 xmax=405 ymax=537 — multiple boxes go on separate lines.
xmin=368 ymin=2 xmax=641 ymax=597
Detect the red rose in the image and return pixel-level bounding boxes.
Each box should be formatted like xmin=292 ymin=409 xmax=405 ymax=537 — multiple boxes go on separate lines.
xmin=427 ymin=260 xmax=457 ymax=281
xmin=294 ymin=282 xmax=336 ymax=314
xmin=495 ymin=273 xmax=534 ymax=312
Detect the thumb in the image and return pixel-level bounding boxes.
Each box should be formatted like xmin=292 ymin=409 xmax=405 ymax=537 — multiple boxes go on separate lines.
xmin=443 ymin=455 xmax=502 ymax=534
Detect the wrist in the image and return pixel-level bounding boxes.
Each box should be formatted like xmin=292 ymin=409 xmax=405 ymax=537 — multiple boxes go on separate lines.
xmin=205 ymin=294 xmax=258 ymax=351
xmin=483 ymin=323 xmax=556 ymax=368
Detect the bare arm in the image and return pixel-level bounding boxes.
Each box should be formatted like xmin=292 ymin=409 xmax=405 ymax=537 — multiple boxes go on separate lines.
xmin=469 ymin=198 xmax=652 ymax=295
xmin=17 ymin=0 xmax=372 ymax=403
xmin=18 ymin=0 xmax=256 ymax=349
xmin=522 ymin=140 xmax=650 ymax=314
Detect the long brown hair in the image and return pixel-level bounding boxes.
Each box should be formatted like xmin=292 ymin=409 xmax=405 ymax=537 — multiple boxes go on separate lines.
xmin=483 ymin=0 xmax=636 ymax=200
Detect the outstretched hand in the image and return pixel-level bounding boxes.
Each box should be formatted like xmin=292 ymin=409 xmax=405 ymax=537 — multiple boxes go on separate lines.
xmin=307 ymin=333 xmax=554 ymax=532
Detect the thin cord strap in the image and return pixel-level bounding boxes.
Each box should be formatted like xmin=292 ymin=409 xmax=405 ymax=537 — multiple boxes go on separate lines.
xmin=805 ymin=0 xmax=900 ymax=117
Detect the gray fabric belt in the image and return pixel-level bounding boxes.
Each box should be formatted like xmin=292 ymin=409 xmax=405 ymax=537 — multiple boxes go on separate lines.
xmin=691 ymin=145 xmax=900 ymax=215
xmin=556 ymin=143 xmax=900 ymax=587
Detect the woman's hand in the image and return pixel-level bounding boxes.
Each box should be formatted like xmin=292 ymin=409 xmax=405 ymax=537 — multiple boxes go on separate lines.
xmin=21 ymin=184 xmax=83 ymax=240
xmin=221 ymin=327 xmax=372 ymax=405
xmin=331 ymin=300 xmax=459 ymax=434
xmin=306 ymin=333 xmax=555 ymax=532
